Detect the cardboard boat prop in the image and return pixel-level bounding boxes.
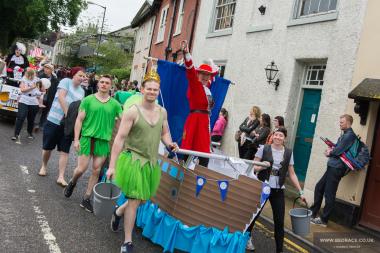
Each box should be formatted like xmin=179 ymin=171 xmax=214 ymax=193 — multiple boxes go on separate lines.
xmin=133 ymin=149 xmax=270 ymax=253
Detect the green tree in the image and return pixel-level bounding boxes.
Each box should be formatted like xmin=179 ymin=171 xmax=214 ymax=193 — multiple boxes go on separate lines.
xmin=0 ymin=0 xmax=86 ymax=52
xmin=90 ymin=40 xmax=132 ymax=74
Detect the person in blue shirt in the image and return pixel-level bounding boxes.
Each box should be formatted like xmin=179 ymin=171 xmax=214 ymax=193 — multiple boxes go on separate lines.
xmin=310 ymin=114 xmax=357 ymax=227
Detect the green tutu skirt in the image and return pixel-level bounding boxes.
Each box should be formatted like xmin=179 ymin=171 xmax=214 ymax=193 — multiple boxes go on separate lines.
xmin=115 ymin=151 xmax=161 ymax=200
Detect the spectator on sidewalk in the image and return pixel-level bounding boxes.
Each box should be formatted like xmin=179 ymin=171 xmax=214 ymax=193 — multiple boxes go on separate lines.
xmin=12 ymin=68 xmax=40 ymax=143
xmin=310 ymin=114 xmax=357 ymax=227
xmin=266 ymin=116 xmax=285 ymax=144
xmin=211 ymin=108 xmax=228 ymax=143
xmin=35 ymin=64 xmax=59 ymax=131
xmin=247 ymin=127 xmax=305 ymax=252
xmin=38 ymin=68 xmax=85 ymax=187
xmin=237 ymin=106 xmax=261 ymax=159
xmin=63 ymin=75 xmax=122 ymax=213
xmin=106 ymin=70 xmax=178 ymax=253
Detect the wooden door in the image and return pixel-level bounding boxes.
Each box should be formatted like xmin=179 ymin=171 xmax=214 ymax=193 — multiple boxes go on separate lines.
xmin=360 ymin=107 xmax=380 ymax=231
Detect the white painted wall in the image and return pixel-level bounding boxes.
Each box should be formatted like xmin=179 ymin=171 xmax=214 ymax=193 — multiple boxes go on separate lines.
xmin=130 ymin=16 xmax=156 ymax=86
xmin=192 ymin=0 xmax=368 ymax=205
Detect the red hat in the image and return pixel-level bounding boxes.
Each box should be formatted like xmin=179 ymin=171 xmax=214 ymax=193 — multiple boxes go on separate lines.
xmin=196 ymin=64 xmax=214 ymax=74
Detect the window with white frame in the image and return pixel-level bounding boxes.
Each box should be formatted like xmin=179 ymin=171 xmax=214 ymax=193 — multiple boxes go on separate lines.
xmin=303 ymin=65 xmax=326 ymax=86
xmin=157 ymin=5 xmax=169 ymax=43
xmin=296 ymin=0 xmax=337 ymax=18
xmin=213 ymin=0 xmax=237 ymax=32
xmin=175 ymin=0 xmax=185 ymax=35
xmin=146 ymin=18 xmax=155 ymax=48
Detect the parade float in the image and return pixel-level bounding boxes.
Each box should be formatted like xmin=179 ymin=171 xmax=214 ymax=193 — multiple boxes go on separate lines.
xmin=128 ymin=57 xmax=271 ymax=253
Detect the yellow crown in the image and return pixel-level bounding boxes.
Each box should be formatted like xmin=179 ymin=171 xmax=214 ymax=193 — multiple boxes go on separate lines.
xmin=143 ymin=70 xmax=161 ymax=83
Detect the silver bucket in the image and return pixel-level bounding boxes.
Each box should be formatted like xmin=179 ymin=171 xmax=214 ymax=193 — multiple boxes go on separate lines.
xmin=289 ymin=197 xmax=312 ymax=236
xmin=93 ymin=182 xmax=121 ymax=218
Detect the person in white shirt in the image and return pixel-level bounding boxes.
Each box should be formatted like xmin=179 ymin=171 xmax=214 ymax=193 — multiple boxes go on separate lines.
xmin=12 ymin=68 xmax=41 ymax=143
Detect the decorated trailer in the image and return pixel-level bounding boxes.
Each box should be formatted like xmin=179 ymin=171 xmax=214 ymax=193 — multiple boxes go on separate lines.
xmin=133 ymin=150 xmax=270 ymax=253
xmin=0 ymin=81 xmax=20 ymax=117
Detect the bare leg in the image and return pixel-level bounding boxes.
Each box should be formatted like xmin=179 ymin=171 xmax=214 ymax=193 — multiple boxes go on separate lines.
xmin=116 ymin=201 xmax=128 ymax=216
xmin=71 ymin=155 xmax=91 ymax=184
xmin=83 ymin=156 xmax=106 ymax=198
xmin=39 ymin=150 xmax=51 ymax=176
xmin=123 ymin=199 xmax=141 ymax=243
xmin=57 ymin=152 xmax=69 ymax=185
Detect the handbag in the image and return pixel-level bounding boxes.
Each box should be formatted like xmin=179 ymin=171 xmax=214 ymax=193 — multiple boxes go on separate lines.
xmin=234 ymin=130 xmax=241 ymax=142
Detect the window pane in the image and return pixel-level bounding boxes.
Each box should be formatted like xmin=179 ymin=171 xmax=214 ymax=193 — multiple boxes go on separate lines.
xmin=300 ymin=0 xmax=311 ymax=16
xmin=329 ymin=0 xmax=337 ymax=10
xmin=310 ymin=70 xmax=317 ymax=80
xmin=309 ymin=0 xmax=319 ymax=14
xmin=309 ymin=80 xmax=319 ymax=85
xmin=319 ymin=0 xmax=329 ymax=12
xmin=317 ymin=69 xmax=325 ymax=80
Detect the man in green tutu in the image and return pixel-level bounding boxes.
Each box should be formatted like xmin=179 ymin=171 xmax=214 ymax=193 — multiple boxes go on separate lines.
xmin=106 ymin=70 xmax=178 ymax=253
xmin=64 ymin=75 xmax=122 ymax=213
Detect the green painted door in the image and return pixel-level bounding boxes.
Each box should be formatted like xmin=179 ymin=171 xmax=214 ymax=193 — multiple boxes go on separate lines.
xmin=293 ymin=89 xmax=322 ymax=181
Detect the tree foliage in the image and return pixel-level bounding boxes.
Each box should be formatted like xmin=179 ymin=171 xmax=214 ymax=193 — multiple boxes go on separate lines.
xmin=0 ymin=0 xmax=86 ymax=52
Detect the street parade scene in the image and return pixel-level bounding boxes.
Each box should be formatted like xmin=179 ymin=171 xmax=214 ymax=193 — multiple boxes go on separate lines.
xmin=0 ymin=0 xmax=380 ymax=253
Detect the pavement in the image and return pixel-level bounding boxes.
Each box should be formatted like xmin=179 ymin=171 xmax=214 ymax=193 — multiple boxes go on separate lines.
xmin=260 ymin=180 xmax=380 ymax=253
xmin=0 ymin=115 xmax=315 ymax=253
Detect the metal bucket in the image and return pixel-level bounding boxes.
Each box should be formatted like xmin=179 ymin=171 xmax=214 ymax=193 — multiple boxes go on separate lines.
xmin=93 ymin=182 xmax=121 ymax=218
xmin=289 ymin=197 xmax=312 ymax=236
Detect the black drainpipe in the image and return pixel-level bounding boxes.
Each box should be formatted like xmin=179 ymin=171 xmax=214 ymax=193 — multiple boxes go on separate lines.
xmin=189 ymin=0 xmax=200 ymax=52
xmin=165 ymin=0 xmax=178 ymax=61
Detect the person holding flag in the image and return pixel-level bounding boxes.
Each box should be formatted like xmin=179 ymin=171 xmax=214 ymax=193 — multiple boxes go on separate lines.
xmin=180 ymin=41 xmax=218 ymax=167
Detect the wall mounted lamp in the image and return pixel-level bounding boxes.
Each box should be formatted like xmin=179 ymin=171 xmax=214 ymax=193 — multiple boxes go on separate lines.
xmin=265 ymin=61 xmax=280 ymax=90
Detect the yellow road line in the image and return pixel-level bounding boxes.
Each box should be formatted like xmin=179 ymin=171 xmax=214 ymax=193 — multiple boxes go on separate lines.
xmin=256 ymin=221 xmax=309 ymax=253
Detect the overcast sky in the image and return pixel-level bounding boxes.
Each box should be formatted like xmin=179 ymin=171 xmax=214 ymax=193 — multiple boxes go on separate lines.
xmin=62 ymin=0 xmax=145 ymax=33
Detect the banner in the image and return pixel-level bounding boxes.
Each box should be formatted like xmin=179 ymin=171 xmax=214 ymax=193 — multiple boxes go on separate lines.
xmin=217 ymin=180 xmax=229 ymax=201
xmin=195 ymin=176 xmax=207 ymax=197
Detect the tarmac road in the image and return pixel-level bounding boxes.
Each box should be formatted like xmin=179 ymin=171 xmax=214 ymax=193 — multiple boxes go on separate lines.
xmin=0 ymin=116 xmax=315 ymax=253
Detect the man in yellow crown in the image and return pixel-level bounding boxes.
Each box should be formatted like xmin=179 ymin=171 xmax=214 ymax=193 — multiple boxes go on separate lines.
xmin=106 ymin=70 xmax=178 ymax=253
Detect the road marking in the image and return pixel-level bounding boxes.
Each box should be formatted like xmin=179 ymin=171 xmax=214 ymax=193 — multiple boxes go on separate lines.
xmin=18 ymin=164 xmax=62 ymax=253
xmin=20 ymin=165 xmax=29 ymax=174
xmin=256 ymin=221 xmax=309 ymax=253
xmin=33 ymin=206 xmax=62 ymax=253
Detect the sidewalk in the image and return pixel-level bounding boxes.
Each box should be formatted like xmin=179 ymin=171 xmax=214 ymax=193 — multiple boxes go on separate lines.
xmin=259 ymin=184 xmax=380 ymax=253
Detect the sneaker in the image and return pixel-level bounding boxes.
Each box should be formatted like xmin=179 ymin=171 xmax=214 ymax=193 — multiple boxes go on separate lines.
xmin=63 ymin=180 xmax=76 ymax=198
xmin=11 ymin=136 xmax=17 ymax=141
xmin=111 ymin=206 xmax=122 ymax=232
xmin=120 ymin=242 xmax=133 ymax=253
xmin=310 ymin=217 xmax=327 ymax=227
xmin=246 ymin=238 xmax=255 ymax=251
xmin=27 ymin=134 xmax=34 ymax=140
xmin=80 ymin=198 xmax=93 ymax=213
xmin=15 ymin=136 xmax=21 ymax=144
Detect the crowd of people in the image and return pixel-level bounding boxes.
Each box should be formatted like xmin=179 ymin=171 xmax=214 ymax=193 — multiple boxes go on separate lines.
xmin=1 ymin=42 xmax=361 ymax=253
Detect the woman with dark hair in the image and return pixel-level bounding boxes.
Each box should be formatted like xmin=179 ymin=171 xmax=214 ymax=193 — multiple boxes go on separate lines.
xmin=246 ymin=113 xmax=271 ymax=158
xmin=246 ymin=127 xmax=305 ymax=252
xmin=266 ymin=116 xmax=285 ymax=144
xmin=211 ymin=108 xmax=228 ymax=142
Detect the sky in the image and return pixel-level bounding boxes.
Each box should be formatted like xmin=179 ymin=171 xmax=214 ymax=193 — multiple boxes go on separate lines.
xmin=61 ymin=0 xmax=145 ymax=33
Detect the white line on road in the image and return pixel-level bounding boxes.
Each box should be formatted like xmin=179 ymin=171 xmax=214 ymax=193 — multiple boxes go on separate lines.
xmin=20 ymin=165 xmax=29 ymax=174
xmin=18 ymin=165 xmax=62 ymax=253
xmin=33 ymin=206 xmax=62 ymax=253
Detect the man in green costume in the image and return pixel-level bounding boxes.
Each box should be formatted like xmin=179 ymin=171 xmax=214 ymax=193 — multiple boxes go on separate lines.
xmin=106 ymin=70 xmax=178 ymax=253
xmin=64 ymin=75 xmax=123 ymax=213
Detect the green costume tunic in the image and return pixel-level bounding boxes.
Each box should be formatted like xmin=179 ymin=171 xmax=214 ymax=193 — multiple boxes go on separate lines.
xmin=78 ymin=95 xmax=122 ymax=156
xmin=115 ymin=105 xmax=164 ymax=200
